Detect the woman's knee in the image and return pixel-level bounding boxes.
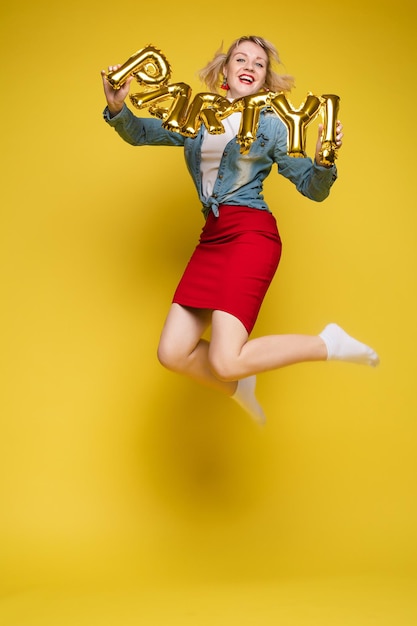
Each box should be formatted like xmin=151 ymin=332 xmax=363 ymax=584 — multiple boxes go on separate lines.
xmin=157 ymin=304 xmax=210 ymax=372
xmin=157 ymin=338 xmax=182 ymax=372
xmin=208 ymin=350 xmax=238 ymax=382
xmin=209 ymin=310 xmax=248 ymax=380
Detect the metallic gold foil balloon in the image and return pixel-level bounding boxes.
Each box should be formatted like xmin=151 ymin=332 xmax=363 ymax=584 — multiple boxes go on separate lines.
xmin=107 ymin=44 xmax=340 ymax=159
xmin=129 ymin=84 xmax=172 ymax=113
xmin=319 ymin=94 xmax=340 ymax=165
xmin=159 ymin=83 xmax=194 ymax=133
xmin=106 ymin=45 xmax=171 ymax=89
xmin=233 ymin=92 xmax=271 ymax=154
xmin=130 ymin=83 xmax=193 ymax=131
xmin=181 ymin=93 xmax=232 ymax=136
xmin=199 ymin=96 xmax=234 ymax=135
xmin=270 ymin=93 xmax=322 ymax=157
xmin=130 ymin=87 xmax=232 ymax=137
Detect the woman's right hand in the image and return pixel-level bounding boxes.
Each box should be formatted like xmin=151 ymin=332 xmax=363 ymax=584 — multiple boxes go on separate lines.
xmin=101 ymin=65 xmax=134 ymax=117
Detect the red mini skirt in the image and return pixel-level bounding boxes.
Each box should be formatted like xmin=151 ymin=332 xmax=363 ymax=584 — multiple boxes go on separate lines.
xmin=172 ymin=205 xmax=282 ymax=334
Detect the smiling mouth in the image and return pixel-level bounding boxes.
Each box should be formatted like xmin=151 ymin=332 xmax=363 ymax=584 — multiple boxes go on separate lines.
xmin=239 ymin=74 xmax=254 ymax=84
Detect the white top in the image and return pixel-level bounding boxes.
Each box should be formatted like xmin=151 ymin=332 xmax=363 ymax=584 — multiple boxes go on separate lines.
xmin=200 ymin=111 xmax=242 ymax=198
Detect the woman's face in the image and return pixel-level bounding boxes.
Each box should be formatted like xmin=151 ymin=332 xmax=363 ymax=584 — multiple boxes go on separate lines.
xmin=224 ymin=40 xmax=268 ymax=99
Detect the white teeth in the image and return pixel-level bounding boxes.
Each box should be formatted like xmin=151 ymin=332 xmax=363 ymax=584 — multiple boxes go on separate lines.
xmin=239 ymin=75 xmax=254 ymax=84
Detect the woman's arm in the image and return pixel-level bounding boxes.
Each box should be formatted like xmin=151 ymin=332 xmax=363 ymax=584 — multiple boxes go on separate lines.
xmin=101 ymin=65 xmax=185 ymax=148
xmin=274 ymin=120 xmax=341 ymax=202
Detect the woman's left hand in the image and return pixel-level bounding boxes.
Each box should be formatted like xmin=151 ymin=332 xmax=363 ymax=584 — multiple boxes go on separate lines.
xmin=315 ymin=120 xmax=343 ymax=167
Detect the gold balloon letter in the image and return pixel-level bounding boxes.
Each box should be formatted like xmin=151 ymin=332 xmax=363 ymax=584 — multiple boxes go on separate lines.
xmin=106 ymin=45 xmax=171 ymax=89
xmin=270 ymin=93 xmax=322 ymax=157
xmin=130 ymin=83 xmax=193 ymax=132
xmin=130 ymin=86 xmax=233 ymax=137
xmin=233 ymin=92 xmax=271 ymax=154
xmin=180 ymin=93 xmax=232 ymax=136
xmin=319 ymin=94 xmax=340 ymax=165
xmin=106 ymin=45 xmax=341 ymax=160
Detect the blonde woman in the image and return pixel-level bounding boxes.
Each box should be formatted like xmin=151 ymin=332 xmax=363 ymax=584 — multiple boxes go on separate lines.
xmin=101 ymin=35 xmax=378 ymax=424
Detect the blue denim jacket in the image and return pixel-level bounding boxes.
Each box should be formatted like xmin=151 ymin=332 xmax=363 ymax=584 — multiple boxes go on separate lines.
xmin=103 ymin=104 xmax=337 ymax=218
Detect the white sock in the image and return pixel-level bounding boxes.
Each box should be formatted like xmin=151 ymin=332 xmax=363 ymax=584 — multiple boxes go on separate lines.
xmin=319 ymin=323 xmax=379 ymax=367
xmin=232 ymin=375 xmax=266 ymax=425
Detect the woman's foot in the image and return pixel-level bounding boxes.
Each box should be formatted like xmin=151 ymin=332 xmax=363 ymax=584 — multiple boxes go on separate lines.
xmin=319 ymin=323 xmax=379 ymax=366
xmin=232 ymin=375 xmax=266 ymax=425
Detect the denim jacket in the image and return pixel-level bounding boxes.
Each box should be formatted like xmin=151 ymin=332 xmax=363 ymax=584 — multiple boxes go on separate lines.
xmin=103 ymin=104 xmax=337 ymax=218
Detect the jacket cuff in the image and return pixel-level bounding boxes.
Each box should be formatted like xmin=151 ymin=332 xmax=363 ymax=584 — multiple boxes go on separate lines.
xmin=102 ymin=104 xmax=128 ymax=125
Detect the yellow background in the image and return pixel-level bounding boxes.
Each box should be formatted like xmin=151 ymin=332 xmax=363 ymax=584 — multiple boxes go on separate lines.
xmin=1 ymin=0 xmax=416 ymax=623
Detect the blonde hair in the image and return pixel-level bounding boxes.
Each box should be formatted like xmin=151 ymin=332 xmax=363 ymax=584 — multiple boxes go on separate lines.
xmin=198 ymin=35 xmax=295 ymax=93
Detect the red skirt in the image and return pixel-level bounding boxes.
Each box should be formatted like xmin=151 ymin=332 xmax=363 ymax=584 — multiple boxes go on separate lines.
xmin=173 ymin=205 xmax=282 ymax=334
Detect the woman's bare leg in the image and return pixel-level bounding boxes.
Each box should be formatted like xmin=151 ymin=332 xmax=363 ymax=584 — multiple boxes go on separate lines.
xmin=157 ymin=303 xmax=237 ymax=395
xmin=208 ymin=311 xmax=378 ymax=382
xmin=157 ymin=304 xmax=266 ymax=422
xmin=157 ymin=305 xmax=379 ymax=423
